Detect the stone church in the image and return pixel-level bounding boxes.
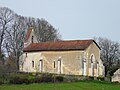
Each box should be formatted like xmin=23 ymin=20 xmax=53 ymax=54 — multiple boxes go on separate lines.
xmin=19 ymin=27 xmax=105 ymax=77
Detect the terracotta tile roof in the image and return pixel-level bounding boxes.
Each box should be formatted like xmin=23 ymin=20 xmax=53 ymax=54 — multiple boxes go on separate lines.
xmin=24 ymin=27 xmax=33 ymax=42
xmin=23 ymin=40 xmax=100 ymax=52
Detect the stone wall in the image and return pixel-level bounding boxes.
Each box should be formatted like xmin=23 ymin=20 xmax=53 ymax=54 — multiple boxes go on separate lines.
xmin=112 ymin=69 xmax=120 ymax=83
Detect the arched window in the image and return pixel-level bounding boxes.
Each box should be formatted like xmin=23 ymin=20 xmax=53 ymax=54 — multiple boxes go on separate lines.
xmin=90 ymin=55 xmax=93 ymax=68
xmin=32 ymin=61 xmax=34 ymax=68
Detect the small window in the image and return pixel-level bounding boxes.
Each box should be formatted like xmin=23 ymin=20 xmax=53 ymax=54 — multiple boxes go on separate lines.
xmin=31 ymin=36 xmax=34 ymax=43
xmin=54 ymin=61 xmax=55 ymax=68
xmin=32 ymin=61 xmax=34 ymax=68
xmin=26 ymin=53 xmax=27 ymax=57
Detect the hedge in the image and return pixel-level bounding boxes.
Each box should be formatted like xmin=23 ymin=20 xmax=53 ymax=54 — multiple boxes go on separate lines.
xmin=0 ymin=72 xmax=106 ymax=84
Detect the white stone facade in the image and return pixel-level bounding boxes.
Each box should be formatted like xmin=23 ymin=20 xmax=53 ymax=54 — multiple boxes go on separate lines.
xmin=19 ymin=28 xmax=105 ymax=77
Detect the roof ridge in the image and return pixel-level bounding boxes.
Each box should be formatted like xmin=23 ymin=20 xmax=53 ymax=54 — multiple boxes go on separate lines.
xmin=33 ymin=39 xmax=94 ymax=44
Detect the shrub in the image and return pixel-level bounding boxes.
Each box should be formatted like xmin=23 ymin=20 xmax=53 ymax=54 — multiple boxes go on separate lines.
xmin=55 ymin=76 xmax=64 ymax=82
xmin=113 ymin=81 xmax=119 ymax=84
xmin=34 ymin=76 xmax=42 ymax=83
xmin=9 ymin=75 xmax=29 ymax=84
xmin=0 ymin=79 xmax=3 ymax=85
xmin=41 ymin=73 xmax=53 ymax=83
xmin=9 ymin=73 xmax=34 ymax=84
xmin=64 ymin=75 xmax=78 ymax=82
xmin=97 ymin=76 xmax=104 ymax=81
xmin=34 ymin=73 xmax=53 ymax=83
xmin=88 ymin=76 xmax=94 ymax=80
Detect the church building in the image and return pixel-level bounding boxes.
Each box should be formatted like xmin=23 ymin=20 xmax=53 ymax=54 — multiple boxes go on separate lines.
xmin=19 ymin=27 xmax=104 ymax=77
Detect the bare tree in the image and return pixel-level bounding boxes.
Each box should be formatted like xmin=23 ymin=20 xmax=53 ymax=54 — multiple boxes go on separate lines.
xmin=5 ymin=14 xmax=26 ymax=70
xmin=0 ymin=7 xmax=62 ymax=71
xmin=0 ymin=7 xmax=14 ymax=59
xmin=95 ymin=37 xmax=120 ymax=76
xmin=35 ymin=18 xmax=61 ymax=42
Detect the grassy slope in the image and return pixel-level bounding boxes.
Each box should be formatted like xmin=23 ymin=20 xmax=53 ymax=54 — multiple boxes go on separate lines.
xmin=0 ymin=81 xmax=120 ymax=90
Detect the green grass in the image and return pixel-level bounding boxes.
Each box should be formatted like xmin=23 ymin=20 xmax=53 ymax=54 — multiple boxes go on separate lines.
xmin=0 ymin=81 xmax=120 ymax=90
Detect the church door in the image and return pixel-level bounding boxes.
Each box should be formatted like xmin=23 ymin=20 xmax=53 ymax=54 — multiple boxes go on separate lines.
xmin=39 ymin=60 xmax=42 ymax=72
xmin=83 ymin=60 xmax=86 ymax=76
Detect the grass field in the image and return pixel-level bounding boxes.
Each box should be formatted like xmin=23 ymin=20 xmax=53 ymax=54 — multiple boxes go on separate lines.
xmin=0 ymin=81 xmax=120 ymax=90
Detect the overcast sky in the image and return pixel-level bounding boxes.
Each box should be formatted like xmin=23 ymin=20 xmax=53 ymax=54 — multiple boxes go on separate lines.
xmin=0 ymin=0 xmax=120 ymax=42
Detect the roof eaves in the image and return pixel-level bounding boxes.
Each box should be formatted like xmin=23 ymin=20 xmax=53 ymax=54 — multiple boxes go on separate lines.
xmin=23 ymin=48 xmax=85 ymax=52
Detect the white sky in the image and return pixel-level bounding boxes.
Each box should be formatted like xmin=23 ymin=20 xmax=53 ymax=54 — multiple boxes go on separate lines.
xmin=0 ymin=0 xmax=120 ymax=42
